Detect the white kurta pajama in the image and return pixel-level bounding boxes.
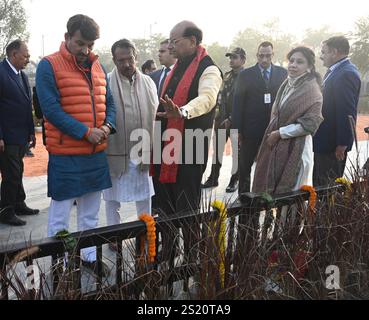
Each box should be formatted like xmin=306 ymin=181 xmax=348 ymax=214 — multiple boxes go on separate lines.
xmin=103 ymin=69 xmax=158 ymax=224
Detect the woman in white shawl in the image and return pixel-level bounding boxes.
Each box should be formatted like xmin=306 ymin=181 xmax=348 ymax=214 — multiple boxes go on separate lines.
xmin=252 ymin=47 xmax=323 ymax=195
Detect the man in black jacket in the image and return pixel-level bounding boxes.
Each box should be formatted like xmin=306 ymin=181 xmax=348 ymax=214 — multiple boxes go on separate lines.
xmin=232 ymin=41 xmax=287 ymax=194
xmin=152 ymin=21 xmax=222 ymax=273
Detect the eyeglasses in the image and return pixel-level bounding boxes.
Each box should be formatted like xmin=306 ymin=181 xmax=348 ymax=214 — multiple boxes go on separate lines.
xmin=168 ymin=37 xmax=188 ymax=46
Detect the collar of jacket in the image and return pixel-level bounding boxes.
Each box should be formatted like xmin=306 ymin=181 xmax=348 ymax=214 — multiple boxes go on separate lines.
xmin=59 ymin=41 xmax=99 ymax=65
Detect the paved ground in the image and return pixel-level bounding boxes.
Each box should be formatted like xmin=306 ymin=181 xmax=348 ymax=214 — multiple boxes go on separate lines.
xmin=1 ymin=115 xmax=369 ymax=247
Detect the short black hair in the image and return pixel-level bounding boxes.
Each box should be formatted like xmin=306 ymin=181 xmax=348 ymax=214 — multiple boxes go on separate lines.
xmin=324 ymin=36 xmax=350 ymax=55
xmin=141 ymin=59 xmax=155 ymax=73
xmin=6 ymin=39 xmax=24 ymax=57
xmin=111 ymin=38 xmax=137 ymax=58
xmin=258 ymin=41 xmax=274 ymax=51
xmin=183 ymin=26 xmax=203 ymax=45
xmin=67 ymin=14 xmax=100 ymax=41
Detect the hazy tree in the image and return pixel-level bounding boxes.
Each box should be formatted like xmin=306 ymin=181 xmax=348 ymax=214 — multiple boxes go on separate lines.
xmin=262 ymin=17 xmax=282 ymax=41
xmin=273 ymin=34 xmax=297 ymax=67
xmin=351 ymin=16 xmax=369 ymax=74
xmin=260 ymin=19 xmax=297 ymax=66
xmin=132 ymin=33 xmax=166 ymax=68
xmin=301 ymin=26 xmax=336 ymax=76
xmin=0 ymin=0 xmax=28 ymax=59
xmin=231 ymin=27 xmax=264 ymax=67
xmin=205 ymin=42 xmax=229 ymax=73
xmin=302 ymin=26 xmax=334 ymax=51
xmin=95 ymin=47 xmax=115 ymax=73
xmin=231 ymin=19 xmax=296 ymax=67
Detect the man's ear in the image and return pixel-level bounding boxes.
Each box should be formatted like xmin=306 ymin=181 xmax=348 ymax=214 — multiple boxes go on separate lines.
xmin=331 ymin=47 xmax=338 ymax=57
xmin=64 ymin=32 xmax=70 ymax=42
xmin=189 ymin=35 xmax=197 ymax=48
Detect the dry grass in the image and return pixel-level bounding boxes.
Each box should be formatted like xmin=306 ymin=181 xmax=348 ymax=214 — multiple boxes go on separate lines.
xmin=2 ymin=173 xmax=369 ymax=300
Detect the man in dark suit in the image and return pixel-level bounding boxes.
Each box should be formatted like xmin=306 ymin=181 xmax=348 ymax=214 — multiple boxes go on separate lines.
xmin=313 ymin=36 xmax=361 ymax=186
xmin=0 ymin=40 xmax=39 ymax=226
xmin=149 ymin=39 xmax=177 ymax=97
xmin=232 ymin=41 xmax=287 ymax=195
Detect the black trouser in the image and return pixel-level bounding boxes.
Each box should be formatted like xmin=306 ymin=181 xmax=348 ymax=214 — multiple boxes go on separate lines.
xmin=152 ymin=164 xmax=203 ymax=267
xmin=239 ymin=137 xmax=261 ymax=194
xmin=0 ymin=145 xmax=26 ymax=208
xmin=313 ymin=152 xmax=347 ymax=187
xmin=153 ymin=164 xmax=203 ymax=216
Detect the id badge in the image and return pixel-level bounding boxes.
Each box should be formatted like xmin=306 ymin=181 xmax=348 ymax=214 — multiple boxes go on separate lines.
xmin=264 ymin=93 xmax=271 ymax=104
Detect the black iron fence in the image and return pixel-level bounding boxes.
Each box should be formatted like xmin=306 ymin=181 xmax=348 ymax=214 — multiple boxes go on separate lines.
xmin=0 ymin=184 xmax=346 ymax=300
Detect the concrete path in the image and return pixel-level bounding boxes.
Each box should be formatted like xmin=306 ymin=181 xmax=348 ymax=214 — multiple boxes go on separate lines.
xmin=1 ymin=135 xmax=369 ymax=248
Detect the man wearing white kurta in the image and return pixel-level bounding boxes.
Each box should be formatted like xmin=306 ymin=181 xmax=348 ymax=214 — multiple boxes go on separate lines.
xmin=103 ymin=39 xmax=158 ymax=225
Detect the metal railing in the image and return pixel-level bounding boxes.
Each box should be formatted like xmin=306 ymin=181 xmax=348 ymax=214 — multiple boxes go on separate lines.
xmin=0 ymin=185 xmax=342 ymax=300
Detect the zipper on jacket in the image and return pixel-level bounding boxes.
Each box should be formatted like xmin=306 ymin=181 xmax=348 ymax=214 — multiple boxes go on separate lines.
xmin=75 ymin=59 xmax=98 ymax=154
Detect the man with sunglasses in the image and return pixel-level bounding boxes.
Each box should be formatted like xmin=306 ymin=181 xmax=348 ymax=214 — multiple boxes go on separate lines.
xmin=232 ymin=41 xmax=287 ymax=196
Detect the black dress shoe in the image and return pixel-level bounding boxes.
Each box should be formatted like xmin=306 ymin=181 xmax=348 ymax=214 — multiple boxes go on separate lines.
xmin=81 ymin=260 xmax=110 ymax=277
xmin=0 ymin=213 xmax=26 ymax=226
xmin=226 ymin=179 xmax=239 ymax=193
xmin=15 ymin=203 xmax=40 ymax=216
xmin=201 ymin=177 xmax=219 ymax=189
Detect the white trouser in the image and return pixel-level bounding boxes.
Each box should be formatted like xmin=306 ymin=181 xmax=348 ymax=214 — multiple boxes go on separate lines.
xmin=48 ymin=191 xmax=101 ymax=262
xmin=212 ymin=129 xmax=239 ymax=175
xmin=105 ymin=199 xmax=152 ymax=226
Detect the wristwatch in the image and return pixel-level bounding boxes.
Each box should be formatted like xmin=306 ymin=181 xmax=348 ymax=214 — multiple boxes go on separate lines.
xmin=104 ymin=122 xmax=113 ymax=131
xmin=180 ymin=108 xmax=189 ymax=119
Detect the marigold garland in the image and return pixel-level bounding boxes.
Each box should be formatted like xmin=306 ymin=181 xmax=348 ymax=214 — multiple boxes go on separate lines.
xmin=335 ymin=177 xmax=352 ymax=188
xmin=300 ymin=185 xmax=317 ymax=214
xmin=211 ymin=200 xmax=227 ymax=288
xmin=335 ymin=177 xmax=353 ymax=203
xmin=139 ymin=214 xmax=156 ymax=263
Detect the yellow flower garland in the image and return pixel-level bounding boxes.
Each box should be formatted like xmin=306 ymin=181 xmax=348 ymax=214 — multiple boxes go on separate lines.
xmin=139 ymin=214 xmax=157 ymax=263
xmin=211 ymin=200 xmax=227 ymax=288
xmin=335 ymin=177 xmax=352 ymax=203
xmin=335 ymin=177 xmax=352 ymax=188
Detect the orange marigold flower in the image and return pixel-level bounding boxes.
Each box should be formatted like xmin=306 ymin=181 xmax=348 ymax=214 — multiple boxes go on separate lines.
xmin=139 ymin=214 xmax=157 ymax=263
xmin=300 ymin=185 xmax=317 ymax=215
